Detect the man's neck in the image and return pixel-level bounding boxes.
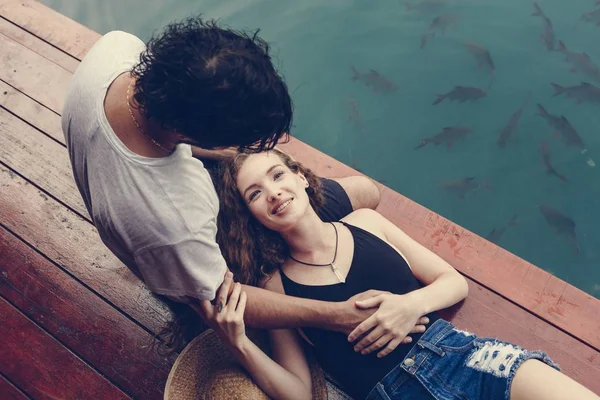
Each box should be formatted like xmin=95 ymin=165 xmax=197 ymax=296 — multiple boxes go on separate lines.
xmin=104 ymin=73 xmax=177 ymax=158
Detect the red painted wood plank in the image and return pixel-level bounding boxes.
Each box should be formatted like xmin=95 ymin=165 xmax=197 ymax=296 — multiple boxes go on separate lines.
xmin=0 ymin=225 xmax=177 ymax=400
xmin=0 ymin=17 xmax=79 ymax=73
xmin=278 ymin=137 xmax=600 ymax=350
xmin=0 ymin=296 xmax=130 ymax=400
xmin=0 ymin=32 xmax=70 ymax=114
xmin=0 ymin=375 xmax=29 ymax=400
xmin=0 ymin=106 xmax=88 ymax=217
xmin=0 ymin=0 xmax=100 ymax=61
xmin=0 ymin=159 xmax=171 ymax=336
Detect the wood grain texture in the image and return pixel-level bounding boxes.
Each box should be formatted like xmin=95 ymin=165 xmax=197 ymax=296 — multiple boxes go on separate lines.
xmin=0 ymin=374 xmax=30 ymax=400
xmin=0 ymin=80 xmax=64 ymax=144
xmin=0 ymin=106 xmax=87 ymax=217
xmin=0 ymin=296 xmax=131 ymax=400
xmin=0 ymin=33 xmax=70 ymax=114
xmin=0 ymin=225 xmax=177 ymax=400
xmin=0 ymin=17 xmax=79 ymax=73
xmin=0 ymin=0 xmax=100 ymax=61
xmin=0 ymin=161 xmax=171 ymax=336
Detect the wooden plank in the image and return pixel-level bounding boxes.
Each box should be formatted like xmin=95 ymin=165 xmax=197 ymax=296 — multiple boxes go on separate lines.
xmin=0 ymin=80 xmax=64 ymax=144
xmin=278 ymin=137 xmax=600 ymax=350
xmin=0 ymin=106 xmax=87 ymax=217
xmin=0 ymin=374 xmax=30 ymax=400
xmin=0 ymin=0 xmax=100 ymax=61
xmin=0 ymin=32 xmax=70 ymax=114
xmin=0 ymin=225 xmax=177 ymax=400
xmin=0 ymin=16 xmax=79 ymax=73
xmin=0 ymin=296 xmax=130 ymax=400
xmin=0 ymin=161 xmax=171 ymax=336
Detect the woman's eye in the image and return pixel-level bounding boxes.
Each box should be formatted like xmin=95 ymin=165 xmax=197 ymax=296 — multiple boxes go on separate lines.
xmin=274 ymin=171 xmax=284 ymax=180
xmin=248 ymin=190 xmax=260 ymax=201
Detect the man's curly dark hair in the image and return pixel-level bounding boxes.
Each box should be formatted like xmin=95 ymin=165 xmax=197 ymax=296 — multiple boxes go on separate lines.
xmin=130 ymin=16 xmax=292 ymax=151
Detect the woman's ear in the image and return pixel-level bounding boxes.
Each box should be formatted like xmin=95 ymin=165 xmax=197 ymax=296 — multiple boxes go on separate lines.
xmin=298 ymin=172 xmax=308 ymax=187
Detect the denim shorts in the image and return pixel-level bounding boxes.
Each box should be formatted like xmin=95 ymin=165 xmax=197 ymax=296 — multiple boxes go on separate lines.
xmin=366 ymin=319 xmax=560 ymax=400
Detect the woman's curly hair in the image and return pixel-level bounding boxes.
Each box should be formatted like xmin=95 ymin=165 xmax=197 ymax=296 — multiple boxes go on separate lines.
xmin=131 ymin=16 xmax=292 ymax=151
xmin=215 ymin=150 xmax=325 ymax=285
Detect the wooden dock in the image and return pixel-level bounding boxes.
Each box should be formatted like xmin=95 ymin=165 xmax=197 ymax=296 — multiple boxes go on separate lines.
xmin=0 ymin=1 xmax=598 ymax=398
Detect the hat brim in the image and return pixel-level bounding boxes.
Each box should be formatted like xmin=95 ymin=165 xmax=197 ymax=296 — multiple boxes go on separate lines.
xmin=165 ymin=328 xmax=328 ymax=400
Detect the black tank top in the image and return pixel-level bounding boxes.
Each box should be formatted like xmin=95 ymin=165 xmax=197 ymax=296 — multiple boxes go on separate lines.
xmin=280 ymin=222 xmax=441 ymax=399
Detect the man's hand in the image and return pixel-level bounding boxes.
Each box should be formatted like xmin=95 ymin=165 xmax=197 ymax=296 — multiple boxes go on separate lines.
xmin=348 ymin=292 xmax=429 ymax=358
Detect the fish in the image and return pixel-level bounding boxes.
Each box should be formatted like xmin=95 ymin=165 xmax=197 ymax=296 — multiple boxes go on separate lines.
xmin=351 ymin=67 xmax=398 ymax=94
xmin=556 ymin=40 xmax=600 ymax=83
xmin=536 ymin=105 xmax=586 ymax=149
xmin=403 ymin=0 xmax=447 ymax=14
xmin=346 ymin=99 xmax=363 ymax=129
xmin=497 ymin=92 xmax=531 ymax=148
xmin=465 ymin=42 xmax=495 ymax=88
xmin=531 ymin=2 xmax=555 ymax=51
xmin=487 ymin=214 xmax=518 ymax=244
xmin=440 ymin=177 xmax=490 ymax=200
xmin=582 ymin=8 xmax=600 ymax=26
xmin=551 ymin=82 xmax=600 ymax=104
xmin=537 ymin=104 xmax=586 ymax=150
xmin=421 ymin=14 xmax=458 ymax=49
xmin=433 ymin=86 xmax=487 ymax=105
xmin=540 ymin=141 xmax=568 ymax=183
xmin=415 ymin=126 xmax=473 ymax=149
xmin=539 ymin=205 xmax=580 ymax=254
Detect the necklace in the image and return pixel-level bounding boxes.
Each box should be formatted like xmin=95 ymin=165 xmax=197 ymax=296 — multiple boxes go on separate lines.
xmin=289 ymin=222 xmax=346 ymax=283
xmin=126 ymin=80 xmax=174 ymax=154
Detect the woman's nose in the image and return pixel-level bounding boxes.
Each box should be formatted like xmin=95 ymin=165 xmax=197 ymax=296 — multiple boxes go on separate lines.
xmin=267 ymin=187 xmax=281 ymax=201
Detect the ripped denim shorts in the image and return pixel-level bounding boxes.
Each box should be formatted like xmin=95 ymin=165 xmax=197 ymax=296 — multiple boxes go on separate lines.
xmin=365 ymin=319 xmax=560 ymax=400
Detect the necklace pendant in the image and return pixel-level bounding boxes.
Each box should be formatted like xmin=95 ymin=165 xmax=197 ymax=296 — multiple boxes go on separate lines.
xmin=330 ymin=262 xmax=346 ymax=284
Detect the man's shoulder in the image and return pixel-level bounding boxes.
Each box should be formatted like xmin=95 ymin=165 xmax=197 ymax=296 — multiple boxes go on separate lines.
xmin=89 ymin=31 xmax=145 ymax=57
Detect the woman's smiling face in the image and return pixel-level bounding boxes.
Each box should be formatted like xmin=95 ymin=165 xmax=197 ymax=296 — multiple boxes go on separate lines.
xmin=236 ymin=152 xmax=310 ymax=232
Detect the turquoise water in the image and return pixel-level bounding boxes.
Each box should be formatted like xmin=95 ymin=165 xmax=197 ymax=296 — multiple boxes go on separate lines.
xmin=41 ymin=0 xmax=600 ymax=298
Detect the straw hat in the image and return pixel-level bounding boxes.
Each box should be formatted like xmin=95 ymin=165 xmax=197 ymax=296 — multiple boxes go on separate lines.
xmin=164 ymin=328 xmax=328 ymax=399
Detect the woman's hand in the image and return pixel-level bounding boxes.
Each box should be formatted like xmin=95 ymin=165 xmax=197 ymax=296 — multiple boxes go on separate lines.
xmin=198 ymin=271 xmax=248 ymax=349
xmin=348 ymin=293 xmax=427 ymax=358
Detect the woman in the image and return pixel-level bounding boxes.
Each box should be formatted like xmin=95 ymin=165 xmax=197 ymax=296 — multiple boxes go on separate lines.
xmin=198 ymin=149 xmax=597 ymax=400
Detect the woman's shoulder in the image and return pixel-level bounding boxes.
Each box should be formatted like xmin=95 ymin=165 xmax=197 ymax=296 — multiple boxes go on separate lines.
xmin=340 ymin=209 xmax=387 ymax=239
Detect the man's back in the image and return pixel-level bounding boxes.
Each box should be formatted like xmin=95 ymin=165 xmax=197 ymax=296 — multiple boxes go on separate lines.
xmin=62 ymin=31 xmax=226 ymax=301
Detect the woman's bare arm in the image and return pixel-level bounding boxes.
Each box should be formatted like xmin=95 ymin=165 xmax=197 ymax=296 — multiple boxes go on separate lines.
xmin=344 ymin=209 xmax=468 ymax=356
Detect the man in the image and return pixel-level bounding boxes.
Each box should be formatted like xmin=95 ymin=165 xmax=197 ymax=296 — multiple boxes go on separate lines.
xmin=62 ymin=16 xmax=422 ymax=342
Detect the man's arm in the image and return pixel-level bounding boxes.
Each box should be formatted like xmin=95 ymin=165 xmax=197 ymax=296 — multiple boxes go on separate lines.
xmin=190 ymin=146 xmax=237 ymax=161
xmin=191 ymin=279 xmax=379 ymax=334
